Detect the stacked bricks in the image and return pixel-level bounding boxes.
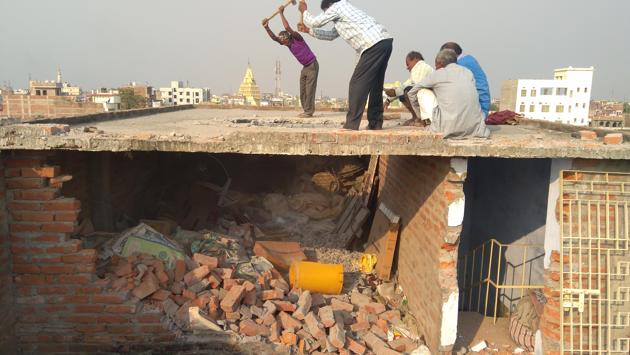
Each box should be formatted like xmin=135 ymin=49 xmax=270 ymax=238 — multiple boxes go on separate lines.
xmin=0 ymin=155 xmax=16 ymax=353
xmin=377 ymin=156 xmax=458 ymax=352
xmin=4 ymin=151 xmax=175 ymax=353
xmin=3 ymin=94 xmax=105 ymax=121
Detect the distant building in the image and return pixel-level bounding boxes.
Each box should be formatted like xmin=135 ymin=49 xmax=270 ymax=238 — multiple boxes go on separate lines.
xmin=500 ymin=67 xmax=594 ymax=126
xmin=122 ymin=82 xmax=154 ymax=101
xmin=158 ymin=81 xmax=209 ymax=106
xmin=590 ymin=101 xmax=625 ymax=128
xmin=238 ymin=64 xmax=261 ymax=106
xmin=29 ymin=67 xmax=81 ymax=97
xmin=87 ymin=89 xmax=121 ymax=112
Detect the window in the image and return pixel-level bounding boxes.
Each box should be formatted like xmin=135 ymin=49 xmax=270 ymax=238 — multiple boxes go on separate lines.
xmin=36 ymin=90 xmax=41 ymax=96
xmin=195 ymin=92 xmax=199 ymax=97
xmin=186 ymin=92 xmax=190 ymax=96
xmin=568 ymin=106 xmax=572 ymax=113
xmin=530 ymin=89 xmax=536 ymax=97
xmin=42 ymin=90 xmax=48 ymax=96
xmin=583 ymin=103 xmax=586 ymax=108
xmin=519 ymin=104 xmax=526 ymax=112
xmin=570 ymin=90 xmax=573 ymax=97
xmin=541 ymin=88 xmax=553 ymax=95
xmin=180 ymin=99 xmax=183 ymax=102
xmin=174 ymin=95 xmax=177 ymax=98
xmin=584 ymin=88 xmax=588 ymax=93
xmin=520 ymin=89 xmax=527 ymax=97
xmin=174 ymin=102 xmax=178 ymax=105
xmin=556 ymin=88 xmax=567 ymax=96
xmin=195 ymin=98 xmax=200 ymax=103
xmin=556 ymin=105 xmax=564 ymax=113
xmin=542 ymin=105 xmax=550 ymax=112
xmin=577 ymin=88 xmax=581 ymax=93
xmin=186 ymin=99 xmax=190 ymax=103
xmin=529 ymin=105 xmax=535 ymax=112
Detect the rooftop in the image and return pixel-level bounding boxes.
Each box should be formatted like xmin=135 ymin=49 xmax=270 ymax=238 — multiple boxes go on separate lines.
xmin=0 ymin=107 xmax=628 ymax=158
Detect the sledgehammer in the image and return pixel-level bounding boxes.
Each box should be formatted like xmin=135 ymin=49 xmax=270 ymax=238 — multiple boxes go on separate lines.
xmin=264 ymin=0 xmax=297 ymax=21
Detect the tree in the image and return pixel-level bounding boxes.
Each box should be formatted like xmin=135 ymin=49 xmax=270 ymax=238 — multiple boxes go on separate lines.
xmin=624 ymin=102 xmax=630 ymax=114
xmin=119 ymin=87 xmax=147 ymax=110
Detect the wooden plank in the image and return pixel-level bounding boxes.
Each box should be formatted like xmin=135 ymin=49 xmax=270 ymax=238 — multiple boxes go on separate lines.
xmin=365 ymin=203 xmax=400 ymax=281
xmin=363 ymin=156 xmax=379 ymax=207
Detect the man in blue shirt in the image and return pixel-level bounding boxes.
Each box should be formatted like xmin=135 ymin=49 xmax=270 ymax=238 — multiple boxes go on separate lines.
xmin=440 ymin=42 xmax=490 ymax=118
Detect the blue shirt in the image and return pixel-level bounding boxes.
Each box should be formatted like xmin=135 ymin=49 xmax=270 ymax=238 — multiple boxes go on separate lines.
xmin=458 ymin=54 xmax=490 ymax=117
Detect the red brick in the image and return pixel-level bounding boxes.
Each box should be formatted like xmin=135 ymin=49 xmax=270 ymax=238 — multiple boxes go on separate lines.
xmin=37 ymin=286 xmax=71 ymax=295
xmin=604 ymin=133 xmax=623 ymax=145
xmin=93 ymin=293 xmax=129 ymax=304
xmin=12 ymin=211 xmax=54 ymax=222
xmin=347 ymin=337 xmax=366 ymax=354
xmin=262 ymin=289 xmax=284 ymax=301
xmin=13 ymin=189 xmax=60 ymax=201
xmin=220 ymin=285 xmax=246 ymax=312
xmin=58 ymin=274 xmax=93 ymax=285
xmin=150 ymin=289 xmax=172 ymax=302
xmin=105 ymin=304 xmax=137 ymax=314
xmin=61 ymin=249 xmax=96 ymax=264
xmin=54 ymin=210 xmax=80 ymax=222
xmin=182 ymin=289 xmax=197 ymax=300
xmin=6 ymin=177 xmax=46 ymax=189
xmin=137 ymin=313 xmax=163 ymax=323
xmin=331 ymin=298 xmax=354 ymax=312
xmin=304 ymin=312 xmax=326 ymax=338
xmin=5 ymin=167 xmax=22 ymax=177
xmin=21 ymin=166 xmax=60 ymax=178
xmin=274 ymin=300 xmax=297 ymax=312
xmin=76 ymin=324 xmax=106 ymax=333
xmin=13 ymin=264 xmax=41 ymax=274
xmin=114 ymin=262 xmax=133 ymax=277
xmin=350 ymin=321 xmax=370 ymax=332
xmin=319 ymin=306 xmax=335 ymax=328
xmin=75 ymin=286 xmax=103 ymax=294
xmin=4 ymin=159 xmax=45 ymax=168
xmin=42 ymin=198 xmax=81 ymax=211
xmin=379 ymin=310 xmax=401 ymax=322
xmin=278 ymin=311 xmax=303 ymax=330
xmin=50 ymin=175 xmax=72 ymax=184
xmin=132 ymin=273 xmax=160 ymax=300
xmin=174 ymin=259 xmax=186 ymax=282
xmin=240 ymin=319 xmax=271 ymax=337
xmin=42 ymin=222 xmax=77 ymax=233
xmin=97 ymin=315 xmax=129 ymax=324
xmin=41 ymin=265 xmax=76 ymax=274
xmin=223 ymin=278 xmax=242 ymax=291
xmin=192 ymin=253 xmax=219 ymax=268
xmin=578 ymin=130 xmax=597 ymax=140
xmin=14 ymin=275 xmax=46 ymax=285
xmin=33 ymin=234 xmax=65 ymax=243
xmin=362 ymin=302 xmax=386 ymax=315
xmin=388 ymin=337 xmax=416 ymax=352
xmin=329 ymin=322 xmax=346 ymax=349
xmin=64 ymin=315 xmax=98 ymax=324
xmin=75 ymin=304 xmax=105 ymax=313
xmin=184 ymin=265 xmax=211 ymax=286
xmin=8 ymin=201 xmax=42 ymax=211
xmin=207 ymin=273 xmax=222 ymax=289
xmin=10 ymin=223 xmax=41 ymax=233
xmin=282 ymin=331 xmax=298 ymax=346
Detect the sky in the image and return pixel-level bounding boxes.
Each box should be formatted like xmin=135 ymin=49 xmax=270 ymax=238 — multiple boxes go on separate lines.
xmin=1 ymin=0 xmax=629 ymax=101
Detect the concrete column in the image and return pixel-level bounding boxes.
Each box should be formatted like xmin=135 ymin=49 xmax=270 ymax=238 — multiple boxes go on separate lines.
xmin=543 ymin=159 xmax=572 ymax=268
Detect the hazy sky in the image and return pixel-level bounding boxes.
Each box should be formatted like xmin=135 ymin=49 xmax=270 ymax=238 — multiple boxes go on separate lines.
xmin=1 ymin=0 xmax=629 ymax=100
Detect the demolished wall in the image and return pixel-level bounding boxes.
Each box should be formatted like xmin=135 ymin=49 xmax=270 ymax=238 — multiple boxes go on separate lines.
xmin=377 ymin=156 xmax=464 ymax=352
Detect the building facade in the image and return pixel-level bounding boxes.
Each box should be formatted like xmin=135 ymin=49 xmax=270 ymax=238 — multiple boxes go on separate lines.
xmin=500 ymin=67 xmax=594 ymax=126
xmin=158 ymin=81 xmax=209 ymax=106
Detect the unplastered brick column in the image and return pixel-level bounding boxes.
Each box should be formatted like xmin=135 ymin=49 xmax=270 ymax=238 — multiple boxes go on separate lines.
xmin=4 ymin=151 xmax=174 ymax=353
xmin=540 ymin=251 xmax=562 ymax=355
xmin=0 ymin=155 xmax=16 ymax=353
xmin=377 ymin=156 xmax=466 ymax=353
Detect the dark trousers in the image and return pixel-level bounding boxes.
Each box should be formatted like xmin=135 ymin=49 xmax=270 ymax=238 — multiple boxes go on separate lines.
xmin=345 ymin=38 xmax=393 ymax=130
xmin=300 ymin=59 xmax=319 ymax=115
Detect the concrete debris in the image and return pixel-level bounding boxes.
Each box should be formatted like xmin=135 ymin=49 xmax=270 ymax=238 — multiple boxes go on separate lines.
xmin=470 ymin=340 xmax=488 ymax=352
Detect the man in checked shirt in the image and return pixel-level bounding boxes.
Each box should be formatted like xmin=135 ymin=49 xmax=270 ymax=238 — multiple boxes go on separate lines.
xmin=298 ymin=0 xmax=393 ymax=130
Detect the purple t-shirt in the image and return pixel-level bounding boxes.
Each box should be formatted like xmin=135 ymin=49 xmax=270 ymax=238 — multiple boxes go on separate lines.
xmin=288 ymin=37 xmax=316 ymax=67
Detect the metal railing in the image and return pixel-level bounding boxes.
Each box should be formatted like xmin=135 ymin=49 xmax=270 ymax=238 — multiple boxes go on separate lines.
xmin=458 ymin=239 xmax=545 ymax=323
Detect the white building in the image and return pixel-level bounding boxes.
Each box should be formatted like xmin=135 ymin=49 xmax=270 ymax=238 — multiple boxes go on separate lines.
xmin=158 ymin=81 xmax=209 ymax=106
xmin=500 ymin=67 xmax=594 ymax=126
xmin=87 ymin=90 xmax=121 ymax=112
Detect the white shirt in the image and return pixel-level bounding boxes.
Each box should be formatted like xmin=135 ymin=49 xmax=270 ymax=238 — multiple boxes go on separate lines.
xmin=391 ymin=60 xmax=434 ymax=99
xmin=303 ymin=0 xmax=392 ymax=55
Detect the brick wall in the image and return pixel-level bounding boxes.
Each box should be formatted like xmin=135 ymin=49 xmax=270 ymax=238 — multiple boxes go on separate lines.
xmin=377 ymin=156 xmax=463 ymax=352
xmin=4 ymin=94 xmax=105 ymax=120
xmin=0 ymin=155 xmax=16 ymax=352
xmin=3 ymin=151 xmax=178 ymax=353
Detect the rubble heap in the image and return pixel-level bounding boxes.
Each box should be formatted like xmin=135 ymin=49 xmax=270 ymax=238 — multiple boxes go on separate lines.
xmin=101 ymin=232 xmax=422 ymax=354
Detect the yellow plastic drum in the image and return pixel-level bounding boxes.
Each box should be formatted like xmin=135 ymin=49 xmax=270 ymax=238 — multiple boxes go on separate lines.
xmin=289 ymin=261 xmax=344 ymax=295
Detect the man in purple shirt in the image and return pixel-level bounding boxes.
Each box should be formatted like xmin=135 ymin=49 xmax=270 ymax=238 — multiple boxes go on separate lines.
xmin=263 ymin=6 xmax=319 ymax=118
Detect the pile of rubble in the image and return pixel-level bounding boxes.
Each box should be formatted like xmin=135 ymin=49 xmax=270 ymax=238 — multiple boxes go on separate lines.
xmin=99 ymin=222 xmax=424 ymax=354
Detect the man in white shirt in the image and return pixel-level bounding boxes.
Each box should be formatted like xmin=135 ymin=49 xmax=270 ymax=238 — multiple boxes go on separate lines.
xmin=299 ymin=0 xmax=393 ymax=130
xmin=384 ymin=51 xmax=434 ymax=126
